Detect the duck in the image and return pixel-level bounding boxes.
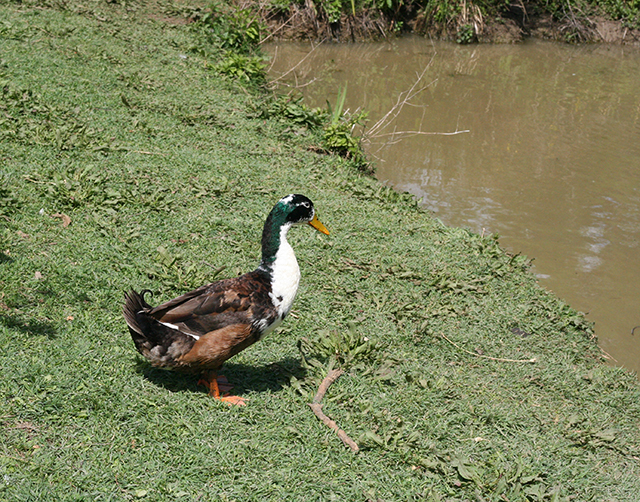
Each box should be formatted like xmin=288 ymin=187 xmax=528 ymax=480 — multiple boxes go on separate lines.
xmin=123 ymin=194 xmax=329 ymax=405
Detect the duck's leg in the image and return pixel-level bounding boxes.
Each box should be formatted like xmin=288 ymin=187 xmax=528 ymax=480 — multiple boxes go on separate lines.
xmin=216 ymin=375 xmax=234 ymax=393
xmin=198 ymin=371 xmax=246 ymax=406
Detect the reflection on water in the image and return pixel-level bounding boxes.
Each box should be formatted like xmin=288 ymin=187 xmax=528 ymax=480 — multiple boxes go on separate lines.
xmin=265 ymin=37 xmax=640 ymax=374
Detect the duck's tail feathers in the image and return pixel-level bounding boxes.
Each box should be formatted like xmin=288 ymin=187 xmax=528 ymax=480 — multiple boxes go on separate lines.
xmin=123 ymin=290 xmax=151 ymax=335
xmin=123 ymin=290 xmax=196 ymax=368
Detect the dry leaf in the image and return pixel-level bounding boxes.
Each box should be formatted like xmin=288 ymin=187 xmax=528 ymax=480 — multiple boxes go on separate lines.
xmin=34 ymin=271 xmax=43 ymax=280
xmin=51 ymin=213 xmax=71 ymax=228
xmin=66 ymin=315 xmax=74 ymax=321
xmin=17 ymin=230 xmax=30 ymax=239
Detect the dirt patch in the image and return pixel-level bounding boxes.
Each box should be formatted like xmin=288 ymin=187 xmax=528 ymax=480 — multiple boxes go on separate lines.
xmin=143 ymin=0 xmax=198 ymax=26
xmin=147 ymin=13 xmax=191 ymax=25
xmin=525 ymin=12 xmax=640 ymax=44
xmin=588 ymin=17 xmax=640 ymax=43
xmin=479 ymin=19 xmax=526 ymax=43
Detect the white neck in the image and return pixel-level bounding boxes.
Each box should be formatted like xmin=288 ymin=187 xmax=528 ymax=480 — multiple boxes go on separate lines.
xmin=268 ymin=224 xmax=301 ymax=321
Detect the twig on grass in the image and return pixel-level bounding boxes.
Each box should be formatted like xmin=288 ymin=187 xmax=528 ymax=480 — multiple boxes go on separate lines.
xmin=308 ymin=368 xmax=359 ymax=453
xmin=440 ymin=332 xmax=537 ymax=363
xmin=128 ymin=150 xmax=166 ymax=156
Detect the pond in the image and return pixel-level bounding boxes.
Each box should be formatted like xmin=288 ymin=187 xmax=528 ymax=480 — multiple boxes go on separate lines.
xmin=264 ymin=37 xmax=640 ymax=374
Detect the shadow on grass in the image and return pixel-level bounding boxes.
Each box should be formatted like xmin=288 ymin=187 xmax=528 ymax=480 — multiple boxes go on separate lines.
xmin=0 ymin=312 xmax=58 ymax=338
xmin=0 ymin=252 xmax=13 ymax=263
xmin=136 ymin=356 xmax=307 ymax=397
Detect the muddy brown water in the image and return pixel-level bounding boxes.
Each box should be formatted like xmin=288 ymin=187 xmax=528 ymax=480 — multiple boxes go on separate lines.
xmin=265 ymin=36 xmax=640 ymax=374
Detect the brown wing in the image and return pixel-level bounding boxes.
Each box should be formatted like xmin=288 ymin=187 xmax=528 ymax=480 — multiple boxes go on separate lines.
xmin=147 ymin=270 xmax=276 ymax=338
xmin=177 ymin=323 xmax=255 ymax=368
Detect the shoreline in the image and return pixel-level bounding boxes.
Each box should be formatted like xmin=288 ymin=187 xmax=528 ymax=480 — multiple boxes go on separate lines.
xmin=259 ymin=4 xmax=640 ymax=44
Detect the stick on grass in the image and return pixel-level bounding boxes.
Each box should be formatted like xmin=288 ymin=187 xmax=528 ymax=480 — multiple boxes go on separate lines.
xmin=441 ymin=332 xmax=537 ymax=363
xmin=308 ymin=368 xmax=359 ymax=453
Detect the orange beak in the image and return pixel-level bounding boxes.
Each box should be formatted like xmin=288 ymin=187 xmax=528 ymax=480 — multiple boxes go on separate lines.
xmin=308 ymin=214 xmax=329 ymax=235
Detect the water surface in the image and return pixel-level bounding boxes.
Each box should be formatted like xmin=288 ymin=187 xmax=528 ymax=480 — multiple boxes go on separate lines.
xmin=265 ymin=37 xmax=640 ymax=373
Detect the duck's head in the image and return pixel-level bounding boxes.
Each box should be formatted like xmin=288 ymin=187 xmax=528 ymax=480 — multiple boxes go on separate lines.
xmin=276 ymin=194 xmax=329 ymax=235
xmin=260 ymin=194 xmax=329 ymax=268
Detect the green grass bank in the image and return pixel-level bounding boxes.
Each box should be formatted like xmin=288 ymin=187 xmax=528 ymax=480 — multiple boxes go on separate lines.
xmin=1 ymin=1 xmax=640 ymax=500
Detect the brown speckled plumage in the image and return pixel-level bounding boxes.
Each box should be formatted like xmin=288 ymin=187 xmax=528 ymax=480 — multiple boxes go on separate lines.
xmin=123 ymin=270 xmax=274 ymax=373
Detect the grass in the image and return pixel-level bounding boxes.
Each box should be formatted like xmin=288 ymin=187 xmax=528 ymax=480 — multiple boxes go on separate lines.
xmin=1 ymin=1 xmax=640 ymax=500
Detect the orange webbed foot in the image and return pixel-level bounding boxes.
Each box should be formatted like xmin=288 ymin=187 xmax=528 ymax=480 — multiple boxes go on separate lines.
xmin=198 ymin=373 xmax=246 ymax=406
xmin=219 ymin=394 xmax=247 ymax=406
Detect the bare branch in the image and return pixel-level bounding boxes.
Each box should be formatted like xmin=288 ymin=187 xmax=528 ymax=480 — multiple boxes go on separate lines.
xmin=307 ymin=368 xmax=359 ymax=453
xmin=365 ymin=54 xmax=437 ymax=139
xmin=268 ymin=40 xmax=325 ymax=89
xmin=440 ymin=332 xmax=537 ymax=363
xmin=371 ymin=129 xmax=471 ymax=139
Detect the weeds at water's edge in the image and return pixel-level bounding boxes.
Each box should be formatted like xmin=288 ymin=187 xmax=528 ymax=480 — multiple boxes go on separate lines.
xmin=184 ymin=11 xmax=372 ymax=171
xmin=322 ymin=85 xmax=369 ymax=170
xmin=254 ymin=90 xmax=373 ymax=173
xmin=168 ymin=0 xmax=640 ymax=43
